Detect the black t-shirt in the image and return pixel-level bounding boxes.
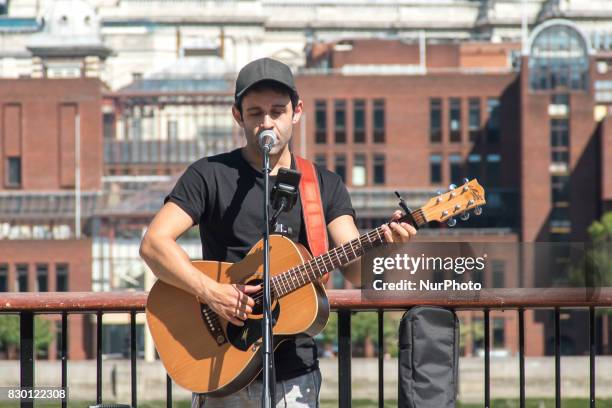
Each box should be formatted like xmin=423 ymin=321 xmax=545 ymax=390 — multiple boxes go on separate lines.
xmin=164 ymin=148 xmax=355 ymax=380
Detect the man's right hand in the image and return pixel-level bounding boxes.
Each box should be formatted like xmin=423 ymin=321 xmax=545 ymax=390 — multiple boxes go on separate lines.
xmin=202 ymin=282 xmax=260 ymax=327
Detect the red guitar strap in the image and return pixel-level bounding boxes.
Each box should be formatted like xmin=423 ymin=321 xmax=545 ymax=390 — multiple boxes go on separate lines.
xmin=294 ymin=155 xmax=329 ymax=284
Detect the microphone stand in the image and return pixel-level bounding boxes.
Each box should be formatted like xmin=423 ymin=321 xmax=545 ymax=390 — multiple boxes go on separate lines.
xmin=261 ymin=146 xmax=274 ymax=408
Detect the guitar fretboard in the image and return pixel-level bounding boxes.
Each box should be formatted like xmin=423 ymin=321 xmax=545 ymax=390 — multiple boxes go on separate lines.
xmin=269 ymin=208 xmax=426 ymax=297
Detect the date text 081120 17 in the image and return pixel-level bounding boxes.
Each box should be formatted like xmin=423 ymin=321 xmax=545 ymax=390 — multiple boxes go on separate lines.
xmin=0 ymin=387 xmax=68 ymax=402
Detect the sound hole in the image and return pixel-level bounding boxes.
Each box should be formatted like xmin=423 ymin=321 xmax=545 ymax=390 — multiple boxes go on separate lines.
xmin=226 ymin=278 xmax=280 ymax=352
xmin=248 ymin=278 xmax=277 ymax=316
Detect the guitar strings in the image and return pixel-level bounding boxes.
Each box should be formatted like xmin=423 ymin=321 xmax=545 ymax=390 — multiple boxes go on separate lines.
xmin=246 ymin=226 xmax=386 ymax=306
xmin=245 ymin=208 xmax=427 ymax=306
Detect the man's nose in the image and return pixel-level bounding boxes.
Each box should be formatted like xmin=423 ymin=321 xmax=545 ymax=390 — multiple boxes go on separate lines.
xmin=262 ymin=114 xmax=274 ymax=128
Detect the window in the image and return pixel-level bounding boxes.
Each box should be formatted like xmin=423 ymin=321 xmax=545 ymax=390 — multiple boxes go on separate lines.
xmin=353 ymin=99 xmax=366 ymax=143
xmin=430 ymin=154 xmax=442 ymax=184
xmin=486 ymin=98 xmax=500 ymax=143
xmin=335 ymin=154 xmax=346 ymax=183
xmin=552 ymin=175 xmax=570 ymax=203
xmin=430 ymin=99 xmax=442 ymax=143
xmin=468 ymin=98 xmax=481 ymax=141
xmin=167 ymin=120 xmax=178 ymax=141
xmin=373 ymin=154 xmax=385 ymax=185
xmin=528 ymin=24 xmax=589 ymax=91
xmin=492 ymin=260 xmax=505 ymax=287
xmin=315 ymin=100 xmax=327 ymax=144
xmin=551 ymin=206 xmax=571 ymax=228
xmin=449 ymin=98 xmax=461 ymax=142
xmin=551 ymin=94 xmax=569 ymax=105
xmin=467 ymin=154 xmax=481 ymax=179
xmin=56 ymin=264 xmax=69 ymax=292
xmin=352 ymin=154 xmax=366 ymax=186
xmin=6 ymin=157 xmax=21 ymax=187
xmin=486 ymin=154 xmax=501 ymax=186
xmin=449 ymin=154 xmax=462 ymax=183
xmin=0 ymin=264 xmax=7 ymax=292
xmin=373 ymin=99 xmax=385 ymax=143
xmin=130 ymin=117 xmax=142 ymax=140
xmin=551 ymin=118 xmax=569 ymax=147
xmin=36 ymin=264 xmax=48 ymax=292
xmin=551 ymin=150 xmax=569 ymax=172
xmin=493 ymin=318 xmax=505 ymax=348
xmin=334 ymin=100 xmax=346 ymax=143
xmin=314 ymin=154 xmax=327 ymax=169
xmin=16 ymin=264 xmax=28 ymax=292
xmin=103 ymin=113 xmax=116 ymax=139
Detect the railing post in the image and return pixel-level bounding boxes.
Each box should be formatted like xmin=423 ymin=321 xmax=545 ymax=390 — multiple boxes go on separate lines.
xmin=377 ymin=309 xmax=384 ymax=408
xmin=338 ymin=310 xmax=351 ymax=408
xmin=131 ymin=311 xmax=137 ymax=408
xmin=519 ymin=308 xmax=525 ymax=408
xmin=96 ymin=311 xmax=103 ymax=405
xmin=590 ymin=307 xmax=596 ymax=408
xmin=484 ymin=309 xmax=490 ymax=408
xmin=554 ymin=307 xmax=560 ymax=408
xmin=61 ymin=311 xmax=68 ymax=408
xmin=20 ymin=311 xmax=34 ymax=408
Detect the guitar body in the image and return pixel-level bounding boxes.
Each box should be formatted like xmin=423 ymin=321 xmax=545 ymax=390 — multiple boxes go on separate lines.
xmin=146 ymin=234 xmax=329 ymax=396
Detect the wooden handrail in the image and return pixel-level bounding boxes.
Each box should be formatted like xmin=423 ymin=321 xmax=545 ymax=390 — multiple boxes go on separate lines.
xmin=1 ymin=288 xmax=612 ymax=312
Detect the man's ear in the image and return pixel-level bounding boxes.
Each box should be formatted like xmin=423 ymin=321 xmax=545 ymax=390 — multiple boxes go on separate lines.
xmin=292 ymin=100 xmax=304 ymax=124
xmin=232 ymin=104 xmax=244 ymax=127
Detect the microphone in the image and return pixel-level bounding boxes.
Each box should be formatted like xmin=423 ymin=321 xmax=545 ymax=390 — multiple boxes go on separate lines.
xmin=258 ymin=130 xmax=278 ymax=153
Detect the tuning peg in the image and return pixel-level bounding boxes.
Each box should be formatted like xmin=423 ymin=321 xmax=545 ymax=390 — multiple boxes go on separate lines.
xmin=460 ymin=212 xmax=470 ymax=221
xmin=473 ymin=206 xmax=483 ymax=216
xmin=436 ymin=191 xmax=442 ymax=203
xmin=463 ymin=178 xmax=470 ymax=184
xmin=448 ymin=184 xmax=457 ymax=190
xmin=447 ymin=217 xmax=457 ymax=227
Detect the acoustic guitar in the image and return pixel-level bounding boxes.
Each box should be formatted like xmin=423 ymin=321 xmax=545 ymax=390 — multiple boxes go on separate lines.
xmin=146 ymin=179 xmax=486 ymax=395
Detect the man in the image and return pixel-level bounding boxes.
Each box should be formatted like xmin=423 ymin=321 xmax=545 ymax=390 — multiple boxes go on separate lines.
xmin=139 ymin=57 xmax=417 ymax=407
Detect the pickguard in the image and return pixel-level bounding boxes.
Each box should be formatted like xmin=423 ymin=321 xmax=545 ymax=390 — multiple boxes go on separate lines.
xmin=226 ymin=302 xmax=281 ymax=352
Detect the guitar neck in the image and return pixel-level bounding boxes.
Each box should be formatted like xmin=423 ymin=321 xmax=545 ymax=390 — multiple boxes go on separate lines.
xmin=272 ymin=208 xmax=427 ymax=297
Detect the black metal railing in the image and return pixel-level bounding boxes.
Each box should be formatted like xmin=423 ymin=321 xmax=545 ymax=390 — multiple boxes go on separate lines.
xmin=2 ymin=288 xmax=612 ymax=408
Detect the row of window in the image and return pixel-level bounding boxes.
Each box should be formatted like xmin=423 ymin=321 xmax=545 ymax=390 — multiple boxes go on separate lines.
xmin=430 ymin=153 xmax=501 ymax=186
xmin=313 ymin=97 xmax=502 ymax=146
xmin=315 ymin=99 xmax=385 ymax=144
xmin=314 ymin=153 xmax=385 ymax=186
xmin=430 ymin=97 xmax=500 ymax=144
xmin=549 ymin=93 xmax=571 ymax=237
xmin=0 ymin=263 xmax=69 ymax=292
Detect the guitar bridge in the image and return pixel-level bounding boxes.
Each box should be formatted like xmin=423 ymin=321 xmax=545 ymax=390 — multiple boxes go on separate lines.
xmin=200 ymin=303 xmax=228 ymax=345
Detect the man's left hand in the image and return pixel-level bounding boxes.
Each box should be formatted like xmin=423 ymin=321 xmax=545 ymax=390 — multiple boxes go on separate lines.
xmin=381 ymin=210 xmax=417 ymax=243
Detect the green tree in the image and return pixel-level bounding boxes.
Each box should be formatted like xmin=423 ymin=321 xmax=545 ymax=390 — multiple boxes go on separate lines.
xmin=0 ymin=315 xmax=54 ymax=358
xmin=319 ymin=311 xmax=403 ymax=357
xmin=568 ymin=211 xmax=612 ymax=287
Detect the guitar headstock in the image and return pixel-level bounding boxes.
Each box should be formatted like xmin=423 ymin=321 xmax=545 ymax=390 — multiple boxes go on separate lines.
xmin=420 ymin=179 xmax=486 ymax=226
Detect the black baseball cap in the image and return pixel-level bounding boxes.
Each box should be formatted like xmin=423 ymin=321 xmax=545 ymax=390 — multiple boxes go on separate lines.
xmin=234 ymin=58 xmax=298 ymax=104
